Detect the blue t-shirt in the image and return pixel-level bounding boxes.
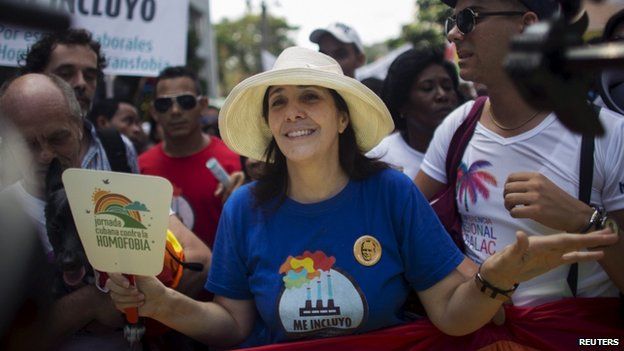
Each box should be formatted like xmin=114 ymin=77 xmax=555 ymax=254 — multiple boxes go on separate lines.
xmin=206 ymin=169 xmax=463 ymax=344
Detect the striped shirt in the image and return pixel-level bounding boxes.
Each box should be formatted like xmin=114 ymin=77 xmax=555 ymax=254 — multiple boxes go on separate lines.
xmin=80 ymin=120 xmax=139 ymax=173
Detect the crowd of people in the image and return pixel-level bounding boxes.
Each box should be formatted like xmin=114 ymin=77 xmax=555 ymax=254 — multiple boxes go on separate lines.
xmin=1 ymin=0 xmax=623 ymax=350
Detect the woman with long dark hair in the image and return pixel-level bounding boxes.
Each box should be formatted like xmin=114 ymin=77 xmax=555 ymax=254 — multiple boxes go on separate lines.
xmin=368 ymin=47 xmax=462 ymax=178
xmin=105 ymin=47 xmax=616 ymax=348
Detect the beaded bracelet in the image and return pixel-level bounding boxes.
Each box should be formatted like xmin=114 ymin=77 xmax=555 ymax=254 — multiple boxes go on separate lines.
xmin=474 ymin=267 xmax=519 ymax=302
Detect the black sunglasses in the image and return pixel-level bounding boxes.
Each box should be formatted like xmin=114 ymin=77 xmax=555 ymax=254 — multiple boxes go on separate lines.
xmin=153 ymin=94 xmax=198 ymax=113
xmin=445 ymin=8 xmax=526 ymax=36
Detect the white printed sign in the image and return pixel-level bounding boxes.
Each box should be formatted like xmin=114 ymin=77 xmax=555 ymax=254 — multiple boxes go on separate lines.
xmin=63 ymin=169 xmax=172 ymax=275
xmin=0 ymin=0 xmax=189 ymax=76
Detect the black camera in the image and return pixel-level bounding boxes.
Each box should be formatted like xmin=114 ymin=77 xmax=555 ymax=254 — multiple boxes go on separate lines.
xmin=504 ymin=0 xmax=624 ymax=135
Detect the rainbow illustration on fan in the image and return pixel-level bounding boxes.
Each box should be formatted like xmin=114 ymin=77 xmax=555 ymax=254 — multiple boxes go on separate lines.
xmin=63 ymin=169 xmax=173 ymax=276
xmin=92 ymin=189 xmax=152 ymax=251
xmin=93 ymin=189 xmax=148 ymax=227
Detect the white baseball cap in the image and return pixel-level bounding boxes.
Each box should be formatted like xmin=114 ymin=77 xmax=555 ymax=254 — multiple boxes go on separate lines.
xmin=310 ymin=22 xmax=364 ymax=53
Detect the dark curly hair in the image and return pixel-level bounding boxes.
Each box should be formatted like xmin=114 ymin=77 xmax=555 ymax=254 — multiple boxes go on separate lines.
xmin=87 ymin=98 xmax=120 ymax=125
xmin=18 ymin=28 xmax=106 ymax=74
xmin=382 ymin=47 xmax=461 ymax=132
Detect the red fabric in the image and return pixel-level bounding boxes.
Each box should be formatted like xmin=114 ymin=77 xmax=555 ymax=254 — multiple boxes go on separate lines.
xmin=239 ymin=298 xmax=623 ymax=351
xmin=139 ymin=137 xmax=241 ymax=247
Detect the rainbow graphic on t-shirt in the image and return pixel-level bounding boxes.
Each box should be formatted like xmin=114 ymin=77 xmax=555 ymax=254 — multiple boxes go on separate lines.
xmin=277 ymin=251 xmax=366 ymax=335
xmin=280 ymin=251 xmax=341 ymax=317
xmin=279 ymin=251 xmax=336 ymax=289
xmin=92 ymin=189 xmax=149 ymax=229
xmin=456 ymin=160 xmax=497 ymax=211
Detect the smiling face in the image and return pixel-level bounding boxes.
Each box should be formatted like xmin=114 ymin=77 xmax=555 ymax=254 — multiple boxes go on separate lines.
xmin=151 ymin=77 xmax=205 ymax=141
xmin=402 ymin=64 xmax=459 ymax=131
xmin=361 ymin=240 xmax=375 ymax=261
xmin=266 ymin=85 xmax=349 ymax=166
xmin=448 ymin=0 xmax=530 ymax=85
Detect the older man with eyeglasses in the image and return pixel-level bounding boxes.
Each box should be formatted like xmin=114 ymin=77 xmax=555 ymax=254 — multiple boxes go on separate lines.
xmin=139 ymin=66 xmax=244 ymax=249
xmin=6 ymin=33 xmax=214 ymax=348
xmin=415 ymin=0 xmax=624 ymax=343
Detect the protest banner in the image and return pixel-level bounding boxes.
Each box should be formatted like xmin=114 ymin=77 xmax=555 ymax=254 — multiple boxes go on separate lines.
xmin=0 ymin=0 xmax=189 ymax=76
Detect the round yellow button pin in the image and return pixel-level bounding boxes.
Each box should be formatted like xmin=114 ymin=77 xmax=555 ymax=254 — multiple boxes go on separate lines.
xmin=353 ymin=235 xmax=382 ymax=266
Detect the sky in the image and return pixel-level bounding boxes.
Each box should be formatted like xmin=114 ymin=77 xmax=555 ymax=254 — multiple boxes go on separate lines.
xmin=210 ymin=0 xmax=417 ymax=49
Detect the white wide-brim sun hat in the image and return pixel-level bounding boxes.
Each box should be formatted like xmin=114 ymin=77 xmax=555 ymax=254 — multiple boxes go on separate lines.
xmin=219 ymin=46 xmax=394 ymax=162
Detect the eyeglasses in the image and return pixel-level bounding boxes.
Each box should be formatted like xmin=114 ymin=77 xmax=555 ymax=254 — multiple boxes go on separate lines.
xmin=153 ymin=94 xmax=198 ymax=113
xmin=445 ymin=8 xmax=526 ymax=36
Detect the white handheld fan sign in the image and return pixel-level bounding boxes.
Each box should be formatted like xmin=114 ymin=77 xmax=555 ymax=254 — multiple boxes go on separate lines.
xmin=62 ymin=169 xmax=172 ymax=275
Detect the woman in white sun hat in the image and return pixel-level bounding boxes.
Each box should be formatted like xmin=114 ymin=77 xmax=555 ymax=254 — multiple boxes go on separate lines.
xmin=105 ymin=47 xmax=617 ymax=348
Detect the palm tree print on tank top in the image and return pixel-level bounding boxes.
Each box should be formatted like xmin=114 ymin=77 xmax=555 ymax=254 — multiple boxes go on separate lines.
xmin=456 ymin=160 xmax=497 ymax=211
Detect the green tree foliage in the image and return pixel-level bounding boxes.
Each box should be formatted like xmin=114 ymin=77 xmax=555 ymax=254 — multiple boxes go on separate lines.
xmin=215 ymin=14 xmax=298 ymax=94
xmin=417 ymin=0 xmax=453 ymax=25
xmin=401 ymin=0 xmax=452 ymax=49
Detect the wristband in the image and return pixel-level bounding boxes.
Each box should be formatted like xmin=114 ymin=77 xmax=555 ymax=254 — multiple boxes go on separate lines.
xmin=474 ymin=267 xmax=519 ymax=303
xmin=580 ymin=205 xmax=605 ymax=233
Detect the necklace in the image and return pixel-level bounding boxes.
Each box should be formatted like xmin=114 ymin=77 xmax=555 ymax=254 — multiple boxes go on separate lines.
xmin=489 ymin=102 xmax=541 ymax=131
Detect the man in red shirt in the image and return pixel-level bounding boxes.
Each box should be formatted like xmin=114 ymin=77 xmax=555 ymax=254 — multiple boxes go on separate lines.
xmin=140 ymin=67 xmax=243 ymax=247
